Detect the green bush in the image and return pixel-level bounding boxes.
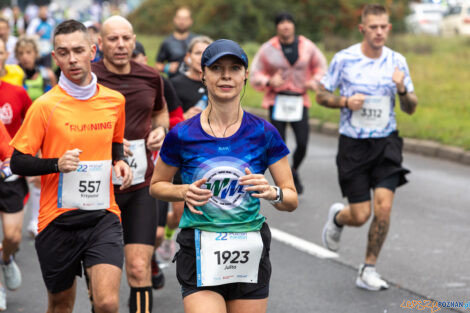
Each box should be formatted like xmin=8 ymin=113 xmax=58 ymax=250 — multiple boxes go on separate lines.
xmin=139 ymin=33 xmax=470 ymax=150
xmin=128 ymin=0 xmax=411 ymax=43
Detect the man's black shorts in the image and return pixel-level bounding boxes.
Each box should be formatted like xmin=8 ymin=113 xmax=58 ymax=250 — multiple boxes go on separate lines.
xmin=115 ymin=186 xmax=157 ymax=245
xmin=175 ymin=223 xmax=272 ymax=300
xmin=0 ymin=177 xmax=28 ymax=213
xmin=336 ymin=131 xmax=410 ymax=203
xmin=35 ymin=210 xmax=124 ymax=294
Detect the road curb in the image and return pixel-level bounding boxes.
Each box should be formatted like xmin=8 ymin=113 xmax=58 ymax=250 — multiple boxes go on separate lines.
xmin=245 ymin=107 xmax=470 ymax=166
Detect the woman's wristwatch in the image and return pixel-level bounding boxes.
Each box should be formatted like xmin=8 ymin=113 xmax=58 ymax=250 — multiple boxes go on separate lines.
xmin=269 ymin=186 xmax=283 ymax=204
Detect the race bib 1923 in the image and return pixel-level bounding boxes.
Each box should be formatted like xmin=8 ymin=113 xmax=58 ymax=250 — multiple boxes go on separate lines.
xmin=195 ymin=229 xmax=263 ymax=287
xmin=113 ymin=139 xmax=147 ymax=186
xmin=58 ymin=160 xmax=111 ymax=210
xmin=350 ymin=96 xmax=391 ymax=130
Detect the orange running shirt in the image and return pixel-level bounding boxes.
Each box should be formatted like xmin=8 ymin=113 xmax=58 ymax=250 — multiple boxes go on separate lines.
xmin=0 ymin=121 xmax=12 ymax=160
xmin=10 ymin=84 xmax=126 ymax=233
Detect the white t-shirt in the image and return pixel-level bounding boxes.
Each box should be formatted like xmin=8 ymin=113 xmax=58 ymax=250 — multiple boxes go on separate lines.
xmin=321 ymin=44 xmax=414 ymax=139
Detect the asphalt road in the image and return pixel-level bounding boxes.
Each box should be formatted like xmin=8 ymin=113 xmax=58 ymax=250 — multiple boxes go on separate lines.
xmin=5 ymin=130 xmax=470 ymax=313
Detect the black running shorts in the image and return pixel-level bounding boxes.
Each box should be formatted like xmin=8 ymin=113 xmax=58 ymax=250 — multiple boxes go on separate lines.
xmin=35 ymin=210 xmax=124 ymax=293
xmin=336 ymin=131 xmax=410 ymax=203
xmin=175 ymin=223 xmax=272 ymax=300
xmin=115 ymin=186 xmax=157 ymax=245
xmin=0 ymin=177 xmax=28 ymax=213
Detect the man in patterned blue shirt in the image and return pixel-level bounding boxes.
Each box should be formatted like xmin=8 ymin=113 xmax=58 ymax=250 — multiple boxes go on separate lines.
xmin=316 ymin=4 xmax=418 ymax=291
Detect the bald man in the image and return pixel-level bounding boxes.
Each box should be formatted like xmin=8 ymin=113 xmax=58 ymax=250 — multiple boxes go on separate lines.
xmin=92 ymin=16 xmax=168 ymax=313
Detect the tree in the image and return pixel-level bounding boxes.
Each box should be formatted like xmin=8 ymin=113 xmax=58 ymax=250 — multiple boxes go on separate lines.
xmin=128 ymin=0 xmax=411 ymax=43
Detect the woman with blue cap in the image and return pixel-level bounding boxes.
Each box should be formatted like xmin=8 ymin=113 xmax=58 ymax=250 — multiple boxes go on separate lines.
xmin=150 ymin=39 xmax=297 ymax=313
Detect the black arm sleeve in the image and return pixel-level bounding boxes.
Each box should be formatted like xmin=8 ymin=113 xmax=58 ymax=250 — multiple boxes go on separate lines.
xmin=112 ymin=142 xmax=125 ymax=163
xmin=156 ymin=42 xmax=168 ymax=62
xmin=163 ymin=77 xmax=182 ymax=112
xmin=10 ymin=149 xmax=59 ymax=176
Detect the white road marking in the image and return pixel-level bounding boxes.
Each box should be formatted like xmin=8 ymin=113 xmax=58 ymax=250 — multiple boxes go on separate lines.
xmin=270 ymin=227 xmax=339 ymax=259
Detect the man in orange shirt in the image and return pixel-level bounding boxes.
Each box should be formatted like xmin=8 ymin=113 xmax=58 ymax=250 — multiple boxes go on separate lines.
xmin=10 ymin=20 xmax=132 ymax=313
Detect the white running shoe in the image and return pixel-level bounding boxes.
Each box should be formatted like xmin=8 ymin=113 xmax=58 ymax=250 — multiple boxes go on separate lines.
xmin=322 ymin=203 xmax=344 ymax=251
xmin=2 ymin=258 xmax=21 ymax=290
xmin=356 ymin=264 xmax=389 ymax=291
xmin=157 ymin=239 xmax=176 ymax=262
xmin=0 ymin=286 xmax=5 ymax=311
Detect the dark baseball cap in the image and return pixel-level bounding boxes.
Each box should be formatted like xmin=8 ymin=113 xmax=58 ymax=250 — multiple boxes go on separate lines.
xmin=132 ymin=41 xmax=146 ymax=57
xmin=201 ymin=39 xmax=248 ymax=68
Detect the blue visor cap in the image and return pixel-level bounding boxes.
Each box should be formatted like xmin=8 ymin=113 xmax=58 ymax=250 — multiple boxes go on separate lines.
xmin=201 ymin=39 xmax=248 ymax=68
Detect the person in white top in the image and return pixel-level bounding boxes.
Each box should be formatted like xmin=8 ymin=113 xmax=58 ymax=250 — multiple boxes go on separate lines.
xmin=9 ymin=6 xmax=25 ymax=37
xmin=26 ymin=5 xmax=55 ymax=67
xmin=0 ymin=17 xmax=17 ymax=64
xmin=316 ymin=4 xmax=418 ymax=291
